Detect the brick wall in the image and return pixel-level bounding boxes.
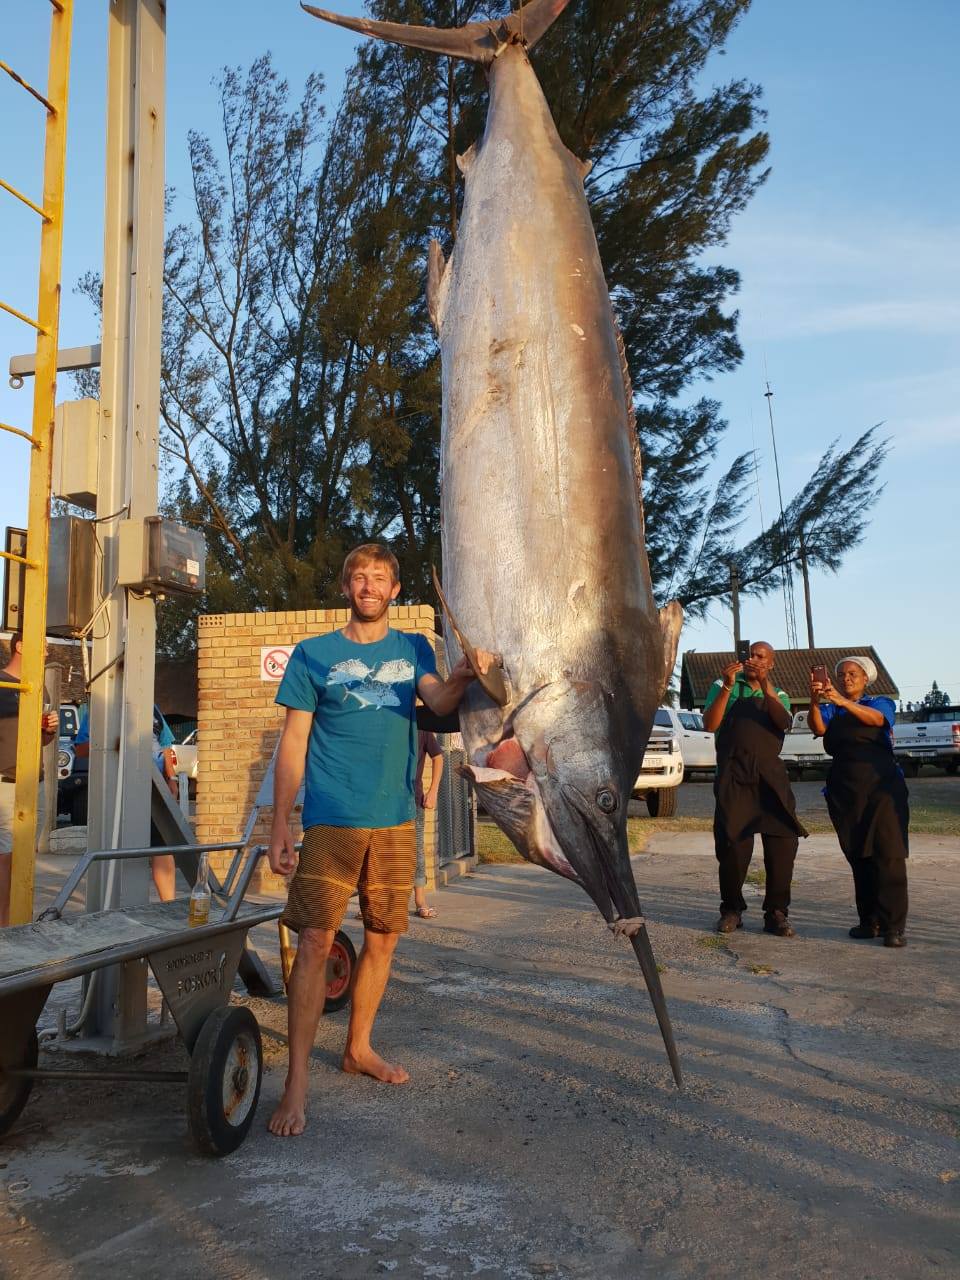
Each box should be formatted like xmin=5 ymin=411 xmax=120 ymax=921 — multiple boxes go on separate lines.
xmin=196 ymin=606 xmax=440 ymax=891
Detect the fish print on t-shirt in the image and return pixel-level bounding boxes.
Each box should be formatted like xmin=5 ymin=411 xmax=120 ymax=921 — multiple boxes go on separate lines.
xmin=326 ymin=658 xmax=415 ymax=710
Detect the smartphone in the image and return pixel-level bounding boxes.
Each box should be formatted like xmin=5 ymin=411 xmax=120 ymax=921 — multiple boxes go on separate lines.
xmin=736 ymin=639 xmax=751 ymax=664
xmin=811 ymin=664 xmax=829 ymax=685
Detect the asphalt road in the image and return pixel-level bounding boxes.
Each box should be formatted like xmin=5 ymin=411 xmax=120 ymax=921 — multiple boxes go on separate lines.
xmin=3 ymin=835 xmax=958 ymax=1279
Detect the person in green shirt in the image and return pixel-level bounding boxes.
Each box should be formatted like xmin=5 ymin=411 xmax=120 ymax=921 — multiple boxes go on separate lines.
xmin=702 ymin=642 xmax=807 ymax=938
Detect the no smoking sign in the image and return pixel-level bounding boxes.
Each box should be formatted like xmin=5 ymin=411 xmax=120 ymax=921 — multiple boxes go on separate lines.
xmin=260 ymin=645 xmax=294 ymax=682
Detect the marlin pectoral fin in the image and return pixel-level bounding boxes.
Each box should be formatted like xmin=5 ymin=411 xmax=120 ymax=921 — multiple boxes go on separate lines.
xmin=658 ymin=601 xmax=684 ymax=701
xmin=431 ymin=564 xmax=510 ymax=708
xmin=630 ymin=927 xmax=683 ymax=1089
xmin=301 ymin=0 xmax=573 ymax=63
xmin=427 ymin=239 xmax=449 ymax=332
xmin=456 ymin=143 xmax=477 ymax=176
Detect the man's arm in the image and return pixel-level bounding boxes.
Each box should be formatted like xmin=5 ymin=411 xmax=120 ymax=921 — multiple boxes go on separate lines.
xmin=268 ymin=708 xmax=312 ymax=875
xmin=761 ymin=682 xmax=792 ymax=732
xmin=417 ymin=651 xmax=495 ymax=718
xmin=702 ymin=663 xmax=742 ymax=733
xmin=423 ymin=735 xmax=443 ymax=808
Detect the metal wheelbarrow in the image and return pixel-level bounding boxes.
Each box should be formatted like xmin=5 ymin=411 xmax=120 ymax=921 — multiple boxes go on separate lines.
xmin=0 ymin=842 xmax=283 ymax=1157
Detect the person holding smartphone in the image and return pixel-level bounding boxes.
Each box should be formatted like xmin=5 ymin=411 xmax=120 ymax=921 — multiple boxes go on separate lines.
xmin=809 ymin=657 xmax=909 ymax=948
xmin=702 ymin=640 xmax=807 ymax=937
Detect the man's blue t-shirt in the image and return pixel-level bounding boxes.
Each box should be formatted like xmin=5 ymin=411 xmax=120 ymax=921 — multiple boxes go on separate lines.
xmin=275 ymin=629 xmax=437 ymax=829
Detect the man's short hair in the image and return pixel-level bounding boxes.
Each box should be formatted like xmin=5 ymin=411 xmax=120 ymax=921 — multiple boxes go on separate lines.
xmin=9 ymin=632 xmax=22 ymax=660
xmin=341 ymin=544 xmax=400 ymax=587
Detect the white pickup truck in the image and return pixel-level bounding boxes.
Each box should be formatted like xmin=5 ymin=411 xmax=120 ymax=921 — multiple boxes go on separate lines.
xmin=780 ymin=710 xmax=830 ymax=779
xmin=632 ymin=708 xmax=686 ymax=817
xmin=893 ymin=706 xmax=960 ymax=775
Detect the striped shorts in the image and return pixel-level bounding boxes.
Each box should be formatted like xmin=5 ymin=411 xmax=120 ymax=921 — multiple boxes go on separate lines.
xmin=283 ymin=822 xmax=416 ymax=936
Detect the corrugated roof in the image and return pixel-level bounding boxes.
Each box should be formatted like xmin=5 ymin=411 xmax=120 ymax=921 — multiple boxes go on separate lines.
xmin=680 ymin=646 xmax=898 ymax=707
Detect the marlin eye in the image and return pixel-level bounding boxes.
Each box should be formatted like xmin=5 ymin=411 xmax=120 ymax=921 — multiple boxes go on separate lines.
xmin=596 ymin=788 xmax=618 ymax=814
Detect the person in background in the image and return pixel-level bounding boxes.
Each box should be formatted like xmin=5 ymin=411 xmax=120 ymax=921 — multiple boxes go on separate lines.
xmin=0 ymin=631 xmax=58 ymax=926
xmin=702 ymin=641 xmax=808 ymax=937
xmin=412 ymin=730 xmax=443 ymax=919
xmin=74 ymin=703 xmax=177 ymax=901
xmin=809 ymin=657 xmax=909 ymax=948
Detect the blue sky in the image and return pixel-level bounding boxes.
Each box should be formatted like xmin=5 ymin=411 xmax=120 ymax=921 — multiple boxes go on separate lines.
xmin=1 ymin=1 xmax=957 ymax=704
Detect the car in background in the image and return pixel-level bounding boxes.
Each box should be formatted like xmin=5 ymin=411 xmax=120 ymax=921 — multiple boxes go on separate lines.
xmin=174 ymin=728 xmax=198 ymax=794
xmin=632 ymin=709 xmax=684 ymax=817
xmin=893 ymin=706 xmax=960 ymax=776
xmin=652 ymin=707 xmax=716 ymax=776
xmin=55 ymin=702 xmax=88 ymax=826
xmin=780 ymin=710 xmax=830 ymax=780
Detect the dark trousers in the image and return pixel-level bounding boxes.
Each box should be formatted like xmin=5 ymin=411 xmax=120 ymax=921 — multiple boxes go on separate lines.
xmin=848 ymin=854 xmax=908 ymax=934
xmin=717 ymin=832 xmax=798 ymax=917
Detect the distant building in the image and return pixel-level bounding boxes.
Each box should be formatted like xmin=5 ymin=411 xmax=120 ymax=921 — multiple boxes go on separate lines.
xmin=0 ymin=632 xmax=197 ymax=727
xmin=0 ymin=632 xmax=87 ymax=703
xmin=680 ymin=646 xmax=898 ymax=712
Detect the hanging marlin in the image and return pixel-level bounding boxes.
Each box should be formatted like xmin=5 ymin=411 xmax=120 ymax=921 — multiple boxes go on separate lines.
xmin=303 ymin=0 xmax=685 ymax=1086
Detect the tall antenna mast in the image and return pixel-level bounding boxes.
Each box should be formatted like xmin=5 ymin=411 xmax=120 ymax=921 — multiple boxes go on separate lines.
xmin=764 ymin=380 xmax=799 ymax=648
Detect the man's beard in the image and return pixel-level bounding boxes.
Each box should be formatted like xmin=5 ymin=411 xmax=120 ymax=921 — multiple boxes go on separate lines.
xmin=351 ymin=596 xmax=390 ymax=624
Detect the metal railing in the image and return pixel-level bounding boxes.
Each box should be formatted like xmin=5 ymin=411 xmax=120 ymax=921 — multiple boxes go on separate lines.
xmin=1 ymin=0 xmax=74 ymax=924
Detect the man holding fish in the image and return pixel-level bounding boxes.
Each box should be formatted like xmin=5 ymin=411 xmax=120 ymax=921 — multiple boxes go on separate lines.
xmin=267 ymin=543 xmax=493 ymax=1137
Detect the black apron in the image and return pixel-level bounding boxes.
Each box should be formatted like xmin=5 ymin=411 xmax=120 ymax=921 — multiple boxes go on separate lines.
xmin=714 ymin=695 xmax=808 ymax=844
xmin=823 ymin=709 xmax=909 ymax=862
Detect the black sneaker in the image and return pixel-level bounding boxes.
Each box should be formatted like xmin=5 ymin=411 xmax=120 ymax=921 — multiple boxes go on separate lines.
xmin=849 ymin=921 xmax=881 ymax=939
xmin=883 ymin=932 xmax=907 ymax=949
xmin=763 ymin=910 xmax=796 ymax=938
xmin=716 ymin=912 xmax=743 ymax=934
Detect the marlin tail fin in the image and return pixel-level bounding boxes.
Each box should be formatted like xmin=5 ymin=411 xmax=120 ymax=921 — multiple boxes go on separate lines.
xmin=301 ymin=0 xmax=572 ymax=64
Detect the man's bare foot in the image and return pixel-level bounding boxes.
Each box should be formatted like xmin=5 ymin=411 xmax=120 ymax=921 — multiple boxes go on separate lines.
xmin=342 ymin=1047 xmax=409 ymax=1084
xmin=268 ymin=1079 xmax=308 ymax=1136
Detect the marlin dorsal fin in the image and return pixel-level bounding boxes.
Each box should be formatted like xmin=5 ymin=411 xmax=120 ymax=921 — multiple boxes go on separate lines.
xmin=301 ymin=1 xmax=573 ymax=64
xmin=427 ymin=239 xmax=450 ymax=333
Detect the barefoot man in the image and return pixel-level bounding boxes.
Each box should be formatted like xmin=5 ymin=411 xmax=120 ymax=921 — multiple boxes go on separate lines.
xmin=268 ymin=543 xmax=490 ymax=1136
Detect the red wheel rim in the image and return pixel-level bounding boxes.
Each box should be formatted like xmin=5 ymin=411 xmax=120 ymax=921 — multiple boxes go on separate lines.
xmin=325 ymin=939 xmax=352 ymax=1000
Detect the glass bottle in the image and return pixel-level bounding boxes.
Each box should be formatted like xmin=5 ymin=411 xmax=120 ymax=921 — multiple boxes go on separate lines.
xmin=188 ymin=853 xmax=211 ymax=927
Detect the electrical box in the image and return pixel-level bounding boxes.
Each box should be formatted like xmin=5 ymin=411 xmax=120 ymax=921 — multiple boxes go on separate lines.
xmin=2 ymin=527 xmax=26 ymax=632
xmin=47 ymin=516 xmax=97 ymax=636
xmin=118 ymin=517 xmax=206 ymax=596
xmin=52 ymin=399 xmax=99 ymax=511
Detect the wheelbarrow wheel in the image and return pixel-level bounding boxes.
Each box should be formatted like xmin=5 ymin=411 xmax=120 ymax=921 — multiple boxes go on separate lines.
xmin=0 ymin=1027 xmax=38 ymax=1138
xmin=187 ymin=1005 xmax=262 ymax=1157
xmin=324 ymin=930 xmax=357 ymax=1014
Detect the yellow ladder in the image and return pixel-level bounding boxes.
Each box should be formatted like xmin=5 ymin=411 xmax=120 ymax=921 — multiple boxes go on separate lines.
xmin=0 ymin=0 xmax=74 ymax=925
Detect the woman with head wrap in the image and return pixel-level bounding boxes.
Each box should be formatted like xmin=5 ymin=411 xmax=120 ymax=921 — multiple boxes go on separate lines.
xmin=809 ymin=656 xmax=909 ymax=947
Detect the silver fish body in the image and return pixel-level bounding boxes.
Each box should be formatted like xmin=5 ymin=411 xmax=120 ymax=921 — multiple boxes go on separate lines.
xmin=433 ymin=43 xmax=665 ymax=924
xmin=304 ymin=0 xmax=683 ymax=1085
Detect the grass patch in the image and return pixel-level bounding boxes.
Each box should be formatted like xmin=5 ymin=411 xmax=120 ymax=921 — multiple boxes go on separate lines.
xmin=744 ymin=868 xmax=766 ymax=888
xmin=907 ymin=806 xmax=960 ymax=836
xmin=475 ymin=824 xmax=525 ymax=864
xmin=697 ymin=933 xmax=728 ymax=949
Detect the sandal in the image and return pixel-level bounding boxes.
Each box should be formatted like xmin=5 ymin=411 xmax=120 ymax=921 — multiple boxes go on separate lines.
xmin=414 ymin=905 xmax=437 ymax=919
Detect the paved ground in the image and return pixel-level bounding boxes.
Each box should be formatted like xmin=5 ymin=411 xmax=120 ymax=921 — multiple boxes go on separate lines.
xmin=2 ymin=834 xmax=958 ymax=1279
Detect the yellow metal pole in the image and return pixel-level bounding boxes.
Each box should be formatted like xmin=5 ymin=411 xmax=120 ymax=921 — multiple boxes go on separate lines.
xmin=9 ymin=0 xmax=73 ymax=926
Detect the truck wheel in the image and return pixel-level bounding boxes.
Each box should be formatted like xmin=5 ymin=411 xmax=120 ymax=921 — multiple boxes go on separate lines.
xmin=187 ymin=1005 xmax=262 ymax=1157
xmin=324 ymin=931 xmax=357 ymax=1014
xmin=945 ymin=760 xmax=958 ymax=776
xmin=901 ymin=760 xmax=920 ymax=778
xmin=646 ymin=788 xmax=678 ymax=818
xmin=0 ymin=1028 xmax=38 ymax=1138
xmin=70 ymin=790 xmax=88 ymax=826
xmin=786 ymin=766 xmax=802 ymax=782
